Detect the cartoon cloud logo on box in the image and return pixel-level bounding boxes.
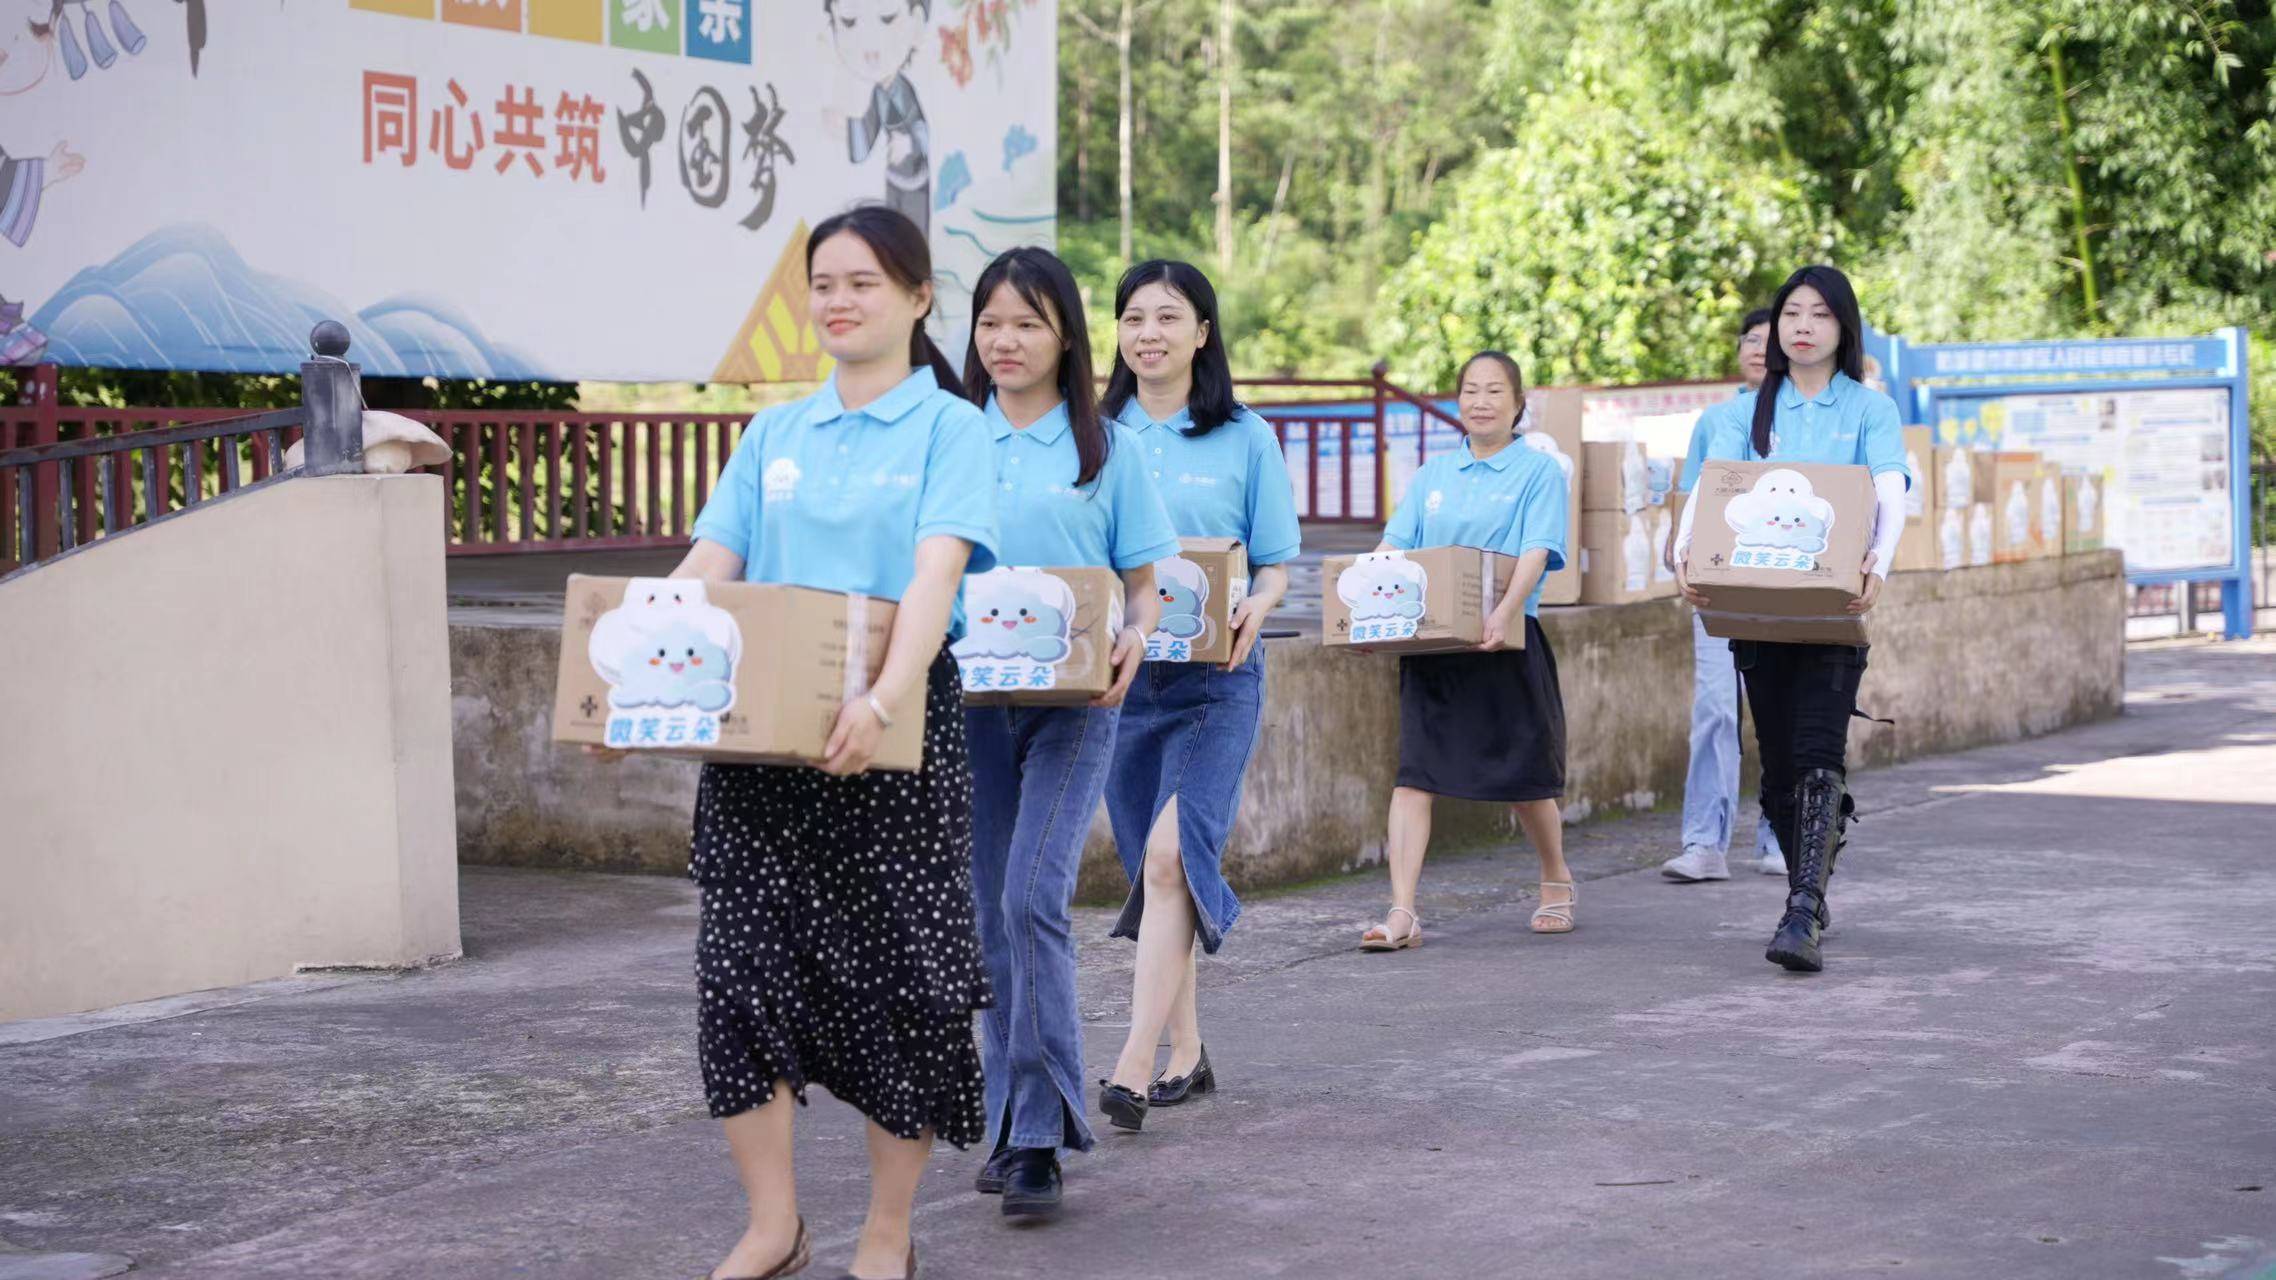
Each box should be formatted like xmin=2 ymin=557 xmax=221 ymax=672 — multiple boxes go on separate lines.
xmin=1145 ymin=556 xmax=1235 ymax=661
xmin=588 ymin=578 xmax=743 ymax=748
xmin=1725 ymin=469 xmax=1835 ymax=571
xmin=952 ymin=568 xmax=1117 ymax=691
xmin=1337 ymin=553 xmax=1429 ymax=643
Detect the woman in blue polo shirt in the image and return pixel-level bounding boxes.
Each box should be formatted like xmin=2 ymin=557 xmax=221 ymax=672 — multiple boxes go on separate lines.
xmin=1675 ymin=264 xmax=1911 ymax=975
xmin=955 ymin=247 xmax=1178 ymax=1219
xmin=1094 ymin=259 xmax=1302 ymax=1134
xmin=1358 ymin=351 xmax=1575 ymax=952
xmin=671 ymin=205 xmax=997 ymax=1280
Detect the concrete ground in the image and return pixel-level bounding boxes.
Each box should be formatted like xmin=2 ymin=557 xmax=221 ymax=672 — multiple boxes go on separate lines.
xmin=5 ymin=640 xmax=2275 ymax=1280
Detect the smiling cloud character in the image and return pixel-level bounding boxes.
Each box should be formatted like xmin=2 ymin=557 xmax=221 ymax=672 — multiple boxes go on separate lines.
xmin=1724 ymin=468 xmax=1836 ymax=555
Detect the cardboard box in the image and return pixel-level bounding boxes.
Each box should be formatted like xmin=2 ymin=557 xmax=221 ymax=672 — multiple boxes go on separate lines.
xmin=1892 ymin=505 xmax=1938 ymax=573
xmin=1934 ymin=445 xmax=1976 ymax=513
xmin=1902 ymin=428 xmax=1934 ymax=523
xmin=2063 ymin=473 xmax=2105 ymax=553
xmin=1581 ymin=441 xmax=1651 ymax=512
xmin=552 ymin=575 xmax=925 ymax=771
xmin=1935 ymin=503 xmax=1969 ymax=571
xmin=1649 ymin=505 xmax=1680 ymax=592
xmin=1323 ymin=544 xmax=1524 ymax=654
xmin=1580 ymin=510 xmax=1674 ymax=604
xmin=1990 ymin=451 xmax=2044 ymax=563
xmin=1521 ymin=387 xmax=1584 ymax=606
xmin=952 ymin=566 xmax=1125 ymax=705
xmin=2032 ymin=461 xmax=2065 ymax=560
xmin=1969 ymin=502 xmax=1994 ymax=567
xmin=1682 ymin=460 xmax=1874 ymax=645
xmin=1145 ymin=537 xmax=1249 ymax=664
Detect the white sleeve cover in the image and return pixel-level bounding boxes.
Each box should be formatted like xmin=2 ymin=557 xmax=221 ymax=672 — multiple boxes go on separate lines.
xmin=1868 ymin=470 xmax=1908 ymax=573
xmin=1674 ymin=485 xmax=1699 ymax=564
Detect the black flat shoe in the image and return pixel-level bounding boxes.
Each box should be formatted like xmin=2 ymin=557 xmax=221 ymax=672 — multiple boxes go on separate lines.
xmin=973 ymin=1145 xmax=1016 ymax=1195
xmin=1098 ymin=1079 xmax=1147 ymax=1131
xmin=1000 ymin=1147 xmax=1062 ymax=1219
xmin=1148 ymin=1046 xmax=1217 ymax=1107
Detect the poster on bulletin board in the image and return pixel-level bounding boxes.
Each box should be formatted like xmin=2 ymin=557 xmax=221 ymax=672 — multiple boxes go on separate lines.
xmin=1985 ymin=387 xmax=2233 ymax=575
xmin=0 ymin=0 xmax=1058 ymax=383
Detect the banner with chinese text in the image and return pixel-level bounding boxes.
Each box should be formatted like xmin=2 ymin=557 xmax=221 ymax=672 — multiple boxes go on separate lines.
xmin=1 ymin=0 xmax=1057 ymax=382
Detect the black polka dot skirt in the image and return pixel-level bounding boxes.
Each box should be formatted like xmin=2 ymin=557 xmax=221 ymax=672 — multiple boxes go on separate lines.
xmin=689 ymin=648 xmax=990 ymax=1147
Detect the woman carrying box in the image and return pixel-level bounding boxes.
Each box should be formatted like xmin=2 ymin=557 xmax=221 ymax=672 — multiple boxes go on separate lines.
xmin=1358 ymin=351 xmax=1576 ymax=953
xmin=668 ymin=205 xmax=998 ymax=1280
xmin=957 ymin=247 xmax=1178 ymax=1219
xmin=1674 ymin=264 xmax=1911 ymax=975
xmin=1095 ymin=259 xmax=1302 ymax=1134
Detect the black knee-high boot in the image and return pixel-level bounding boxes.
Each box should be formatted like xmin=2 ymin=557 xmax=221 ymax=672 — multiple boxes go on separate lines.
xmin=1766 ymin=768 xmax=1846 ymax=973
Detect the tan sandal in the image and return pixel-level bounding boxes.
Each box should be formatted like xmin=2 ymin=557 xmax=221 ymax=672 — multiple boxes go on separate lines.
xmin=1360 ymin=906 xmax=1422 ymax=951
xmin=1531 ymin=881 xmax=1576 ymax=934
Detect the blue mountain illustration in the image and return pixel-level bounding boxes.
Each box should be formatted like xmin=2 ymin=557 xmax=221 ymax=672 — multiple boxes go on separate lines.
xmin=27 ymin=224 xmax=550 ymax=379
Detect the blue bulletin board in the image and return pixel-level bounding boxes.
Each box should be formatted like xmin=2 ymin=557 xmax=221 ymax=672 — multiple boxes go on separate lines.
xmin=1863 ymin=328 xmax=2254 ymax=640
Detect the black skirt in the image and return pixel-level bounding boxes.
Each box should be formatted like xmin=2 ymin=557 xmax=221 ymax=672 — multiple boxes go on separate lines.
xmin=1395 ymin=616 xmax=1566 ymax=802
xmin=688 ymin=648 xmax=991 ymax=1148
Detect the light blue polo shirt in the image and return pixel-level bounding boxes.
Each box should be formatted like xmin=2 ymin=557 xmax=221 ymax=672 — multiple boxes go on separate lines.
xmin=985 ymin=396 xmax=1180 ymax=570
xmin=1110 ymin=400 xmax=1304 ymax=566
xmin=1676 ymin=387 xmax=1744 ymax=493
xmin=691 ymin=367 xmax=1000 ymax=636
xmin=1383 ymin=436 xmax=1569 ymax=617
xmin=1687 ymin=371 xmax=1912 ymax=488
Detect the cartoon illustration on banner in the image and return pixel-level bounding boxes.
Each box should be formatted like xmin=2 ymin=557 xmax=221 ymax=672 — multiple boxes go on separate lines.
xmin=4 ymin=0 xmax=1057 ymax=383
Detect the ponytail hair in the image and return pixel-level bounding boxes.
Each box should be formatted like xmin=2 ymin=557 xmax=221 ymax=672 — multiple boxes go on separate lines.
xmin=806 ymin=204 xmax=965 ymax=398
xmin=1751 ymin=265 xmax=1865 ymax=458
xmin=963 ymin=247 xmax=1111 ymax=488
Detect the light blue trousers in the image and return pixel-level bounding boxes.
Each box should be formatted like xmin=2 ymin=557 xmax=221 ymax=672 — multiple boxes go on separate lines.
xmin=1682 ymin=613 xmax=1782 ymax=857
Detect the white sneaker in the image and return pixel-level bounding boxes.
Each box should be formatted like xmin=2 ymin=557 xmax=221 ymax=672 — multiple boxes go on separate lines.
xmin=1755 ymin=848 xmax=1787 ymax=876
xmin=1660 ymin=846 xmax=1731 ymax=882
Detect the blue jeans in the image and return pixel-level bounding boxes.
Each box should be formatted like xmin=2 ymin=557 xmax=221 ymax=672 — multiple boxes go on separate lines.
xmin=1682 ymin=613 xmax=1781 ymax=858
xmin=1104 ymin=646 xmax=1266 ymax=954
xmin=965 ymin=703 xmax=1120 ymax=1153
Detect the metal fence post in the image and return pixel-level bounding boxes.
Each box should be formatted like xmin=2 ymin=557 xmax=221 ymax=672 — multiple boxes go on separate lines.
xmin=299 ymin=321 xmax=363 ymax=476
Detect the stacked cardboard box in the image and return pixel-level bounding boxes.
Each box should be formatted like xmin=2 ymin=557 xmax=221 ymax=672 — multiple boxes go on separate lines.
xmin=1990 ymin=451 xmax=2052 ymax=563
xmin=1578 ymin=440 xmax=1675 ymax=605
xmin=2063 ymin=473 xmax=2106 ymax=554
xmin=1891 ymin=425 xmax=1937 ymax=572
xmin=1932 ymin=444 xmax=1995 ymax=570
xmin=1521 ymin=388 xmax=1585 ymax=606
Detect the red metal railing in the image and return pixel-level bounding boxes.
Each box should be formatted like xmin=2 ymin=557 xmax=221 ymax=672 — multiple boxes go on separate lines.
xmin=3 ymin=368 xmax=303 ymax=568
xmin=5 ymin=363 xmax=1484 ymax=563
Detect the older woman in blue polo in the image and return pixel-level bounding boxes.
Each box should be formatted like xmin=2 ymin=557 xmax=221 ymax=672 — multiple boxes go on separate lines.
xmin=1359 ymin=350 xmax=1576 ymax=954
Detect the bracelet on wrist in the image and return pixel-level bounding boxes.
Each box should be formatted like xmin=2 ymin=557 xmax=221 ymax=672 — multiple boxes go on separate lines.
xmin=864 ymin=693 xmax=894 ymax=728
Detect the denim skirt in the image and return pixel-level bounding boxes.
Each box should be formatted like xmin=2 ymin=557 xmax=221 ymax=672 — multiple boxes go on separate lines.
xmin=1102 ymin=645 xmax=1265 ymax=954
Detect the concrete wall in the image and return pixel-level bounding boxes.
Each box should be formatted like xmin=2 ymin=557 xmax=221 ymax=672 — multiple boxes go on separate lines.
xmin=453 ymin=553 xmax=2126 ymax=901
xmin=0 ymin=475 xmax=462 ymax=1021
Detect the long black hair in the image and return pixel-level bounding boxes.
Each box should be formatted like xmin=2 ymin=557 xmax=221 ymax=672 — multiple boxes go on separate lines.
xmin=962 ymin=247 xmax=1110 ymax=488
xmin=1751 ymin=265 xmax=1865 ymax=458
xmin=1101 ymin=259 xmax=1241 ymax=436
xmin=1457 ymin=351 xmax=1527 ymax=436
xmin=805 ymin=204 xmax=963 ymax=397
